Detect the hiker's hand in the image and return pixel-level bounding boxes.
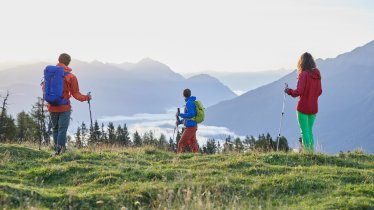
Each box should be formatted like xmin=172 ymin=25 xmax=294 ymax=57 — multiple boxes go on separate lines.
xmin=87 ymin=93 xmax=92 ymax=101
xmin=284 ymin=88 xmax=289 ymax=94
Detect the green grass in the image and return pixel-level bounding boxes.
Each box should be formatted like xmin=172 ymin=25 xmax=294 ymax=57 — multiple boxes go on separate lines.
xmin=0 ymin=144 xmax=373 ymax=209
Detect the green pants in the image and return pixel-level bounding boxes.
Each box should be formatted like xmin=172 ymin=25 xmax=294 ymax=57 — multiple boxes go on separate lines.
xmin=297 ymin=111 xmax=316 ymax=153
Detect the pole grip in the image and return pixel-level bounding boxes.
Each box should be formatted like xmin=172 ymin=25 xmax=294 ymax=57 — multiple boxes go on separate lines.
xmin=87 ymin=92 xmax=91 ymax=103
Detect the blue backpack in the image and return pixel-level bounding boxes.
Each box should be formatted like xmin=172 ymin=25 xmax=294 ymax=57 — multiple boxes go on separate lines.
xmin=44 ymin=65 xmax=70 ymax=106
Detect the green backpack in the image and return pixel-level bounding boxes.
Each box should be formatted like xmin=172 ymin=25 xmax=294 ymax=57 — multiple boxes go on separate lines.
xmin=192 ymin=100 xmax=205 ymax=123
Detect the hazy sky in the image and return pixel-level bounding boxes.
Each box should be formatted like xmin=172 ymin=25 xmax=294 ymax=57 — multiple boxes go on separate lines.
xmin=0 ymin=0 xmax=373 ymax=72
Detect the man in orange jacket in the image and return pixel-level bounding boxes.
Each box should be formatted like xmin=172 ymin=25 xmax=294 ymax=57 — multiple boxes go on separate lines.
xmin=47 ymin=53 xmax=91 ymax=155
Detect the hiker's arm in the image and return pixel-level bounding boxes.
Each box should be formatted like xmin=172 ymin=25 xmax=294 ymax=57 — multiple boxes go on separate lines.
xmin=41 ymin=82 xmax=44 ymax=94
xmin=287 ymin=73 xmax=306 ymax=97
xmin=70 ymin=76 xmax=89 ymax=102
xmin=177 ymin=118 xmax=184 ymax=125
xmin=179 ymin=102 xmax=196 ymax=119
xmin=319 ymin=82 xmax=323 ymax=96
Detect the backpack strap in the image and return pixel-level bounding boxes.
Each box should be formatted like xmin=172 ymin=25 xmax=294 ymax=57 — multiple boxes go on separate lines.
xmin=63 ymin=72 xmax=72 ymax=103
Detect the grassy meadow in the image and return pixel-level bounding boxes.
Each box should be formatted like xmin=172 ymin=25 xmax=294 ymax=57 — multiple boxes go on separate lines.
xmin=0 ymin=144 xmax=373 ymax=209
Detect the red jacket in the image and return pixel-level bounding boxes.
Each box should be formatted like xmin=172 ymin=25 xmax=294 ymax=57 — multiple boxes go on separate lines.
xmin=287 ymin=69 xmax=322 ymax=114
xmin=45 ymin=63 xmax=89 ymax=112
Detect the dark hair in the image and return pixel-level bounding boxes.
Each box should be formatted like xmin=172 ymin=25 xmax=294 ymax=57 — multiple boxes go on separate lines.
xmin=183 ymin=89 xmax=191 ymax=98
xmin=297 ymin=52 xmax=316 ymax=76
xmin=58 ymin=53 xmax=71 ymax=66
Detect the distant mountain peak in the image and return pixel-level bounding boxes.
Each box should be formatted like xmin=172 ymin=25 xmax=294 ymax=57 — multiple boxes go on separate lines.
xmin=189 ymin=73 xmax=215 ymax=79
xmin=138 ymin=57 xmax=159 ymax=64
xmin=188 ymin=74 xmax=220 ymax=82
xmin=90 ymin=60 xmax=104 ymax=65
xmin=136 ymin=58 xmax=172 ymax=68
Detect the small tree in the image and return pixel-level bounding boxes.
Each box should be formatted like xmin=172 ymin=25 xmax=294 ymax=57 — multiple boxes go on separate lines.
xmin=116 ymin=124 xmax=131 ymax=146
xmin=158 ymin=133 xmax=167 ymax=149
xmin=223 ymin=135 xmax=234 ymax=152
xmin=0 ymin=91 xmax=9 ymax=142
xmin=249 ymin=136 xmax=256 ymax=150
xmin=266 ymin=133 xmax=275 ymax=151
xmin=100 ymin=122 xmax=107 ymax=144
xmin=205 ymin=139 xmax=217 ymax=154
xmin=234 ymin=137 xmax=244 ymax=152
xmin=122 ymin=124 xmax=131 ymax=146
xmin=254 ymin=133 xmax=276 ymax=152
xmin=75 ymin=126 xmax=82 ymax=148
xmin=243 ymin=135 xmax=251 ymax=147
xmin=142 ymin=132 xmax=150 ymax=145
xmin=1 ymin=115 xmax=17 ymax=142
xmin=168 ymin=137 xmax=176 ymax=152
xmin=277 ymin=136 xmax=290 ymax=152
xmin=89 ymin=120 xmax=101 ymax=146
xmin=142 ymin=131 xmax=157 ymax=146
xmin=30 ymin=97 xmax=50 ymax=148
xmin=81 ymin=122 xmax=88 ymax=146
xmin=133 ymin=130 xmax=142 ymax=147
xmin=107 ymin=122 xmax=116 ymax=144
xmin=16 ymin=111 xmax=37 ymax=144
xmin=115 ymin=124 xmax=123 ymax=145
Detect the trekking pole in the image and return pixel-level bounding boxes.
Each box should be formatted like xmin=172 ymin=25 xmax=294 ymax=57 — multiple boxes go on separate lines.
xmin=276 ymin=83 xmax=288 ymax=151
xmin=172 ymin=108 xmax=180 ymax=142
xmin=87 ymin=92 xmax=93 ymax=129
xmin=40 ymin=95 xmax=44 ymax=150
xmin=40 ymin=79 xmax=45 ymax=150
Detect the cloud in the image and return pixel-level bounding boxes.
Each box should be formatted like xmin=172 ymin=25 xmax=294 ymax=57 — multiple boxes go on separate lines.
xmin=99 ymin=107 xmax=177 ymax=122
xmin=98 ymin=111 xmax=243 ymax=146
xmin=99 ymin=113 xmax=173 ymax=122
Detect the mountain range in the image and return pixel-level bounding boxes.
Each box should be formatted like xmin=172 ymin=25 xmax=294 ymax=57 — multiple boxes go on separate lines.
xmin=184 ymin=69 xmax=292 ymax=95
xmin=0 ymin=58 xmax=236 ymax=122
xmin=205 ymin=40 xmax=374 ymax=153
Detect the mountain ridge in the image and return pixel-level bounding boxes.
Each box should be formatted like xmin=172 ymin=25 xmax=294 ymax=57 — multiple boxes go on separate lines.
xmin=0 ymin=58 xmax=236 ymax=122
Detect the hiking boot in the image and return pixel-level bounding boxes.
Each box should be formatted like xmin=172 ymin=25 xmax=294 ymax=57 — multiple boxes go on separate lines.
xmin=52 ymin=151 xmax=60 ymax=157
xmin=52 ymin=146 xmax=62 ymax=157
xmin=59 ymin=147 xmax=66 ymax=155
xmin=298 ymin=137 xmax=304 ymax=153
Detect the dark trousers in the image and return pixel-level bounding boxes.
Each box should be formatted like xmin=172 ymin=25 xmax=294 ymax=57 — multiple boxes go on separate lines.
xmin=50 ymin=110 xmax=71 ymax=152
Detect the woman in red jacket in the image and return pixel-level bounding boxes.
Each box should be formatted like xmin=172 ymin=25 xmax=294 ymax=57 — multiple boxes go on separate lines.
xmin=285 ymin=52 xmax=322 ymax=153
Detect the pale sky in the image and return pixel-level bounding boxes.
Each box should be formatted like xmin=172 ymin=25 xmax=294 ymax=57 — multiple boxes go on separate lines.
xmin=0 ymin=0 xmax=373 ymax=73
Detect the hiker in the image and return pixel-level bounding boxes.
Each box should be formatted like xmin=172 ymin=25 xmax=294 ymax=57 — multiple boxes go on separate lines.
xmin=43 ymin=53 xmax=91 ymax=155
xmin=285 ymin=52 xmax=322 ymax=153
xmin=176 ymin=89 xmax=199 ymax=153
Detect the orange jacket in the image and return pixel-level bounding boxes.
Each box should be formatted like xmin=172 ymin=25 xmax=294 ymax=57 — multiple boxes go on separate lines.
xmin=46 ymin=63 xmax=89 ymax=112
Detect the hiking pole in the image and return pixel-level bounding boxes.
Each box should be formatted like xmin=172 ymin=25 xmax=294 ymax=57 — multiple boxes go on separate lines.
xmin=40 ymin=79 xmax=45 ymax=150
xmin=172 ymin=108 xmax=180 ymax=142
xmin=276 ymin=83 xmax=288 ymax=151
xmin=87 ymin=92 xmax=93 ymax=129
xmin=40 ymin=95 xmax=45 ymax=150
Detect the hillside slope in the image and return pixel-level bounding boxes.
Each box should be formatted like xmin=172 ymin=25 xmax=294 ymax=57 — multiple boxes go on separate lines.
xmin=0 ymin=144 xmax=373 ymax=209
